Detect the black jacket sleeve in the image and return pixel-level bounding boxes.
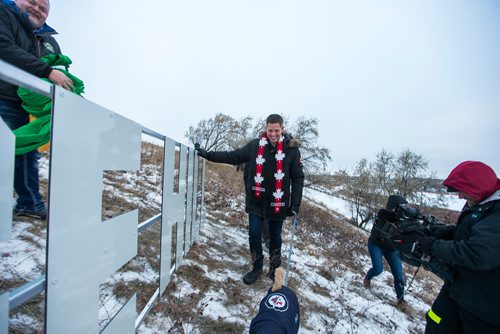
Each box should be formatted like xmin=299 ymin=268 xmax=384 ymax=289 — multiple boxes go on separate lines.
xmin=205 ymin=141 xmax=252 ymax=166
xmin=289 ymin=148 xmax=304 ymax=207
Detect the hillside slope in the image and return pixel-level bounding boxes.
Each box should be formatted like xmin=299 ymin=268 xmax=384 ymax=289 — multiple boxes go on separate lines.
xmin=2 ymin=150 xmax=444 ymax=333
xmin=139 ymin=162 xmax=443 ymax=333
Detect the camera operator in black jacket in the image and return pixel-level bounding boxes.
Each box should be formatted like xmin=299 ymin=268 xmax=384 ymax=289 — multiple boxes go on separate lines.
xmin=363 ymin=195 xmax=408 ymax=307
xmin=415 ymin=161 xmax=500 ymax=333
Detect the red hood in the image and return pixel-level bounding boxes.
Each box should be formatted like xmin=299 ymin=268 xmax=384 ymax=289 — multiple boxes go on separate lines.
xmin=443 ymin=161 xmax=500 ymax=202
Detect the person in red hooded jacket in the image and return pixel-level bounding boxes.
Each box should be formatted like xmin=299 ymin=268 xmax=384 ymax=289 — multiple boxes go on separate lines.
xmin=415 ymin=161 xmax=500 ymax=333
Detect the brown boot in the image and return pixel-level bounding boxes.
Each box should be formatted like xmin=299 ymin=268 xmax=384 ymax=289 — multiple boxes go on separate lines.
xmin=396 ymin=299 xmax=406 ymax=307
xmin=396 ymin=299 xmax=411 ymax=313
xmin=363 ymin=277 xmax=371 ymax=288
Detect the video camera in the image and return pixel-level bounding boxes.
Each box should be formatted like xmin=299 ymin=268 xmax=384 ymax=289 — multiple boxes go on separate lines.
xmin=377 ymin=204 xmax=432 ymax=244
xmin=378 ymin=204 xmax=456 ymax=282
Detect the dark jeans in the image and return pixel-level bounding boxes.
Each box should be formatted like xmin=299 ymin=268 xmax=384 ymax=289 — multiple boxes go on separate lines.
xmin=425 ymin=286 xmax=500 ymax=333
xmin=0 ymin=99 xmax=45 ymax=212
xmin=248 ymin=214 xmax=283 ymax=270
xmin=366 ymin=240 xmax=405 ymax=300
xmin=261 ymin=218 xmax=270 ymax=244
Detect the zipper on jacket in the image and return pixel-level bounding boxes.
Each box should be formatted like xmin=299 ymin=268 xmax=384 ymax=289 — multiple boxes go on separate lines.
xmin=34 ymin=33 xmax=42 ymax=57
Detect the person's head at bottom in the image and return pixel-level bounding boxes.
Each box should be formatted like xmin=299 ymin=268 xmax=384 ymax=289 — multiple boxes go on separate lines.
xmin=249 ymin=268 xmax=300 ymax=334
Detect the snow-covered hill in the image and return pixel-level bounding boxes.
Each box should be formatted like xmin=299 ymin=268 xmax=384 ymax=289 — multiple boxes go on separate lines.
xmin=138 ymin=162 xmax=444 ymax=333
xmin=2 ymin=152 xmax=451 ymax=333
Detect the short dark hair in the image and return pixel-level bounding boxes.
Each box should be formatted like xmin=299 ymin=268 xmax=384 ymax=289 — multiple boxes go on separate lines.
xmin=266 ymin=114 xmax=284 ymax=126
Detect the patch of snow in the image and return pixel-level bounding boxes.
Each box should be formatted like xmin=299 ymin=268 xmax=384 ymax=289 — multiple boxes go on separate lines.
xmin=304 ymin=187 xmax=352 ymax=218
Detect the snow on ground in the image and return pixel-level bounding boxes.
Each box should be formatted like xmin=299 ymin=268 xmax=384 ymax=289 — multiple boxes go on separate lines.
xmin=0 ymin=220 xmax=45 ymax=281
xmin=432 ymin=193 xmax=465 ymax=212
xmin=306 ymin=186 xmax=464 ymax=216
xmin=304 ymin=187 xmax=352 ymax=217
xmin=136 ymin=186 xmax=437 ymax=333
xmin=3 ymin=158 xmax=444 ymax=333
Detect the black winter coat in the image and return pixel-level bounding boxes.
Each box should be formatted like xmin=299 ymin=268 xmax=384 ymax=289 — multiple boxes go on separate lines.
xmin=0 ymin=1 xmax=61 ymax=101
xmin=431 ymin=191 xmax=500 ymax=326
xmin=205 ymin=136 xmax=304 ymax=220
xmin=368 ymin=214 xmax=396 ymax=250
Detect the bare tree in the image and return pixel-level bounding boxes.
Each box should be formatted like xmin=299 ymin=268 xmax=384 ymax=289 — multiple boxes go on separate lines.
xmin=287 ymin=116 xmax=332 ymax=186
xmin=339 ymin=149 xmax=446 ymax=230
xmin=340 ymin=160 xmax=383 ymax=229
xmin=185 ymin=113 xmax=241 ymax=151
xmin=393 ymin=149 xmax=429 ymax=200
xmin=226 ymin=116 xmax=254 ymax=150
xmin=371 ymin=149 xmax=394 ymax=196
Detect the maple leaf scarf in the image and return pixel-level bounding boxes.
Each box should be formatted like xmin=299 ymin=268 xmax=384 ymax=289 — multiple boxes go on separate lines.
xmin=253 ymin=134 xmax=285 ymax=213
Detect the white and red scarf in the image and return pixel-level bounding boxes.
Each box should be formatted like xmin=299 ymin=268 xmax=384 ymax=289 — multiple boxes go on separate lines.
xmin=253 ymin=134 xmax=286 ymax=213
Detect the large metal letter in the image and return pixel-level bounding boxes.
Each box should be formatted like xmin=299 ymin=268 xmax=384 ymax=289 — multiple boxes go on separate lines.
xmin=0 ymin=119 xmax=14 ymax=334
xmin=185 ymin=148 xmax=194 ymax=248
xmin=199 ymin=159 xmax=206 ymax=234
xmin=175 ymin=146 xmax=188 ymax=268
xmin=46 ymin=87 xmax=141 ymax=333
xmin=159 ymin=138 xmax=175 ymax=294
xmin=191 ymin=154 xmax=199 ymax=244
xmin=0 ymin=118 xmax=14 ymax=240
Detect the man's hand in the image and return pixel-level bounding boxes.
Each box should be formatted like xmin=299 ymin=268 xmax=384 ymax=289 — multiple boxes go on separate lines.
xmin=287 ymin=205 xmax=299 ymax=217
xmin=417 ymin=236 xmax=436 ymax=256
xmin=194 ymin=143 xmax=209 ymax=159
xmin=430 ymin=224 xmax=456 ymax=239
xmin=48 ymin=69 xmax=74 ymax=91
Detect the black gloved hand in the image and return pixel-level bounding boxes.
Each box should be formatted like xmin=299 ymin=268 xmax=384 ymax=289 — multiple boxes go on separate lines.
xmin=287 ymin=205 xmax=299 ymax=217
xmin=194 ymin=143 xmax=209 ymax=159
xmin=417 ymin=236 xmax=436 ymax=255
xmin=430 ymin=224 xmax=456 ymax=239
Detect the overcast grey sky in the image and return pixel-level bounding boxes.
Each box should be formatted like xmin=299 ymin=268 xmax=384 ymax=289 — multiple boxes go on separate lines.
xmin=49 ymin=0 xmax=499 ymax=178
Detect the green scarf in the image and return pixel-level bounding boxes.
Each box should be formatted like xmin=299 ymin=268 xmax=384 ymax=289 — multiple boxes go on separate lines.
xmin=14 ymin=54 xmax=85 ymax=155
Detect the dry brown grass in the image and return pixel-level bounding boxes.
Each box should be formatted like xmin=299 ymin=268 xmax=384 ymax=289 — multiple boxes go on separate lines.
xmin=203 ymin=162 xmax=245 ymax=212
xmin=6 ymin=144 xmax=445 ymax=333
xmin=176 ymin=264 xmax=212 ymax=291
xmin=144 ymin=155 xmax=444 ymax=333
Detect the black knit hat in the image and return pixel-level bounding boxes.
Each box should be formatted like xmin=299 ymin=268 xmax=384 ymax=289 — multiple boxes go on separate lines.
xmin=386 ymin=195 xmax=408 ymax=211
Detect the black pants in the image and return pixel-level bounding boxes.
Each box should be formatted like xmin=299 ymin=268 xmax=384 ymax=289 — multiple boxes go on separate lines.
xmin=0 ymin=99 xmax=45 ymax=212
xmin=425 ymin=286 xmax=500 ymax=334
xmin=248 ymin=214 xmax=283 ymax=269
xmin=261 ymin=218 xmax=270 ymax=245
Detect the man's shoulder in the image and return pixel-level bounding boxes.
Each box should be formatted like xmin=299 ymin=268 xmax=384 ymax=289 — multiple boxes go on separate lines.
xmin=0 ymin=2 xmax=26 ymax=29
xmin=0 ymin=0 xmax=19 ymax=17
xmin=471 ymin=198 xmax=500 ymax=218
xmin=474 ymin=200 xmax=500 ymax=227
xmin=245 ymin=138 xmax=261 ymax=147
xmin=287 ymin=137 xmax=301 ymax=149
xmin=0 ymin=1 xmax=14 ymax=18
xmin=0 ymin=0 xmax=12 ymax=10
